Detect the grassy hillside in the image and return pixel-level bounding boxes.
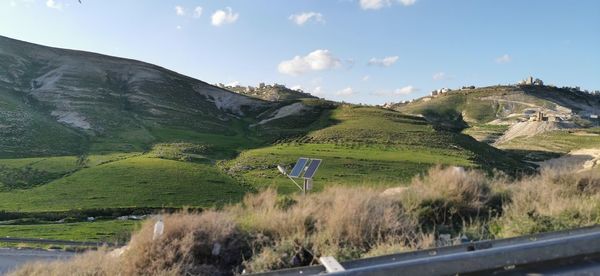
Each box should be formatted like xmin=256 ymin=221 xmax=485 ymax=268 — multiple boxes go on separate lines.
xmin=0 ymin=37 xmax=537 ymax=243
xmin=397 ymin=85 xmax=599 ymax=126
xmin=0 ymin=105 xmax=528 ymax=212
xmin=499 ymin=127 xmax=600 ymax=158
xmin=0 ymin=155 xmax=248 ymax=212
xmin=0 ymin=220 xmax=138 ymax=243
xmin=224 ymin=106 xmax=528 ymax=193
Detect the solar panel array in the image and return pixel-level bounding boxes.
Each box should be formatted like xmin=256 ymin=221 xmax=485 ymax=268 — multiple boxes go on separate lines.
xmin=303 ymin=159 xmax=322 ymax=179
xmin=288 ymin=158 xmax=308 ymax=177
xmin=288 ymin=158 xmax=321 ymax=179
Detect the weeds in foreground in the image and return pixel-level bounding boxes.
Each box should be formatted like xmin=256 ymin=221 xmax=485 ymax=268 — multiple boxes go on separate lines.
xmin=9 ymin=166 xmax=600 ymax=275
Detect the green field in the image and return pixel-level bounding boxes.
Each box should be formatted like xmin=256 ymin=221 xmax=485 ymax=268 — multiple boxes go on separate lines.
xmin=499 ymin=128 xmax=600 ymax=154
xmin=0 ymin=220 xmax=139 ymax=243
xmin=0 ymin=104 xmax=529 ymax=242
xmin=0 ymin=155 xmax=247 ymax=212
xmin=225 ymin=106 xmax=527 ymax=193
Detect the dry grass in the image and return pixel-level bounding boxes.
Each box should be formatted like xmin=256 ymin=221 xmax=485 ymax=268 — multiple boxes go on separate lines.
xmin=494 ymin=168 xmax=600 ymax=237
xmin=9 ymin=166 xmax=600 ymax=275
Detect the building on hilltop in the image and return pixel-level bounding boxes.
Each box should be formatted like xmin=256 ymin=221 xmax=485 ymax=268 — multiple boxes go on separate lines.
xmin=518 ymin=76 xmax=544 ymax=86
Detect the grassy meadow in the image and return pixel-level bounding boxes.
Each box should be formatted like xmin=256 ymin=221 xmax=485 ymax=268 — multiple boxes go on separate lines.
xmin=0 ymin=104 xmax=529 ymax=243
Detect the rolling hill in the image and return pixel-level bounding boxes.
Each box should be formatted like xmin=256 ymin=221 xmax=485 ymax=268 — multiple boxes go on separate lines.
xmin=0 ymin=36 xmax=535 ymax=241
xmin=393 ymin=85 xmax=600 ymax=161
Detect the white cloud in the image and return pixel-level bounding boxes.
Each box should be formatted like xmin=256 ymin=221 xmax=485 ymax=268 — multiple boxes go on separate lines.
xmin=368 ymin=56 xmax=399 ymax=67
xmin=336 ymin=87 xmax=356 ymax=97
xmin=175 ymin=5 xmax=185 ymax=16
xmin=225 ymin=81 xmax=240 ymax=87
xmin=211 ymin=7 xmax=239 ymax=26
xmin=433 ymin=72 xmax=446 ymax=81
xmin=362 ymin=75 xmax=370 ymax=81
xmin=311 ymin=86 xmax=325 ymax=96
xmin=176 ymin=25 xmax=182 ymax=30
xmin=495 ymin=54 xmax=512 ymax=64
xmin=290 ymin=85 xmax=303 ymax=91
xmin=394 ymin=85 xmax=418 ymax=95
xmin=360 ymin=0 xmax=390 ymax=10
xmin=46 ymin=0 xmax=62 ymax=10
xmin=278 ymin=49 xmax=341 ymax=76
xmin=193 ymin=6 xmax=203 ymax=18
xmin=289 ymin=12 xmax=324 ymax=26
xmin=399 ymin=0 xmax=417 ymax=6
xmin=360 ymin=0 xmax=416 ymax=10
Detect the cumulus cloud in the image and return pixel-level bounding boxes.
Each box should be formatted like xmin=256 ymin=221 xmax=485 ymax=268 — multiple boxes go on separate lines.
xmin=399 ymin=0 xmax=417 ymax=6
xmin=433 ymin=72 xmax=446 ymax=81
xmin=394 ymin=85 xmax=418 ymax=95
xmin=175 ymin=5 xmax=185 ymax=16
xmin=368 ymin=56 xmax=399 ymax=67
xmin=225 ymin=81 xmax=240 ymax=87
xmin=311 ymin=86 xmax=324 ymax=96
xmin=278 ymin=49 xmax=342 ymax=76
xmin=290 ymin=85 xmax=303 ymax=91
xmin=193 ymin=6 xmax=203 ymax=18
xmin=362 ymin=75 xmax=371 ymax=81
xmin=360 ymin=0 xmax=390 ymax=10
xmin=289 ymin=12 xmax=325 ymax=26
xmin=336 ymin=87 xmax=356 ymax=97
xmin=495 ymin=54 xmax=512 ymax=64
xmin=360 ymin=0 xmax=416 ymax=10
xmin=46 ymin=0 xmax=62 ymax=10
xmin=211 ymin=7 xmax=239 ymax=26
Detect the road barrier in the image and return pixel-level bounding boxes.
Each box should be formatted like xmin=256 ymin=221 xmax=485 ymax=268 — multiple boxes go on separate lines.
xmin=251 ymin=225 xmax=600 ymax=275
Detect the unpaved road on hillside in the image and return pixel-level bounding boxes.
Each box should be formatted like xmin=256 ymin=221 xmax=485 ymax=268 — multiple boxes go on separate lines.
xmin=494 ymin=121 xmax=574 ymax=145
xmin=480 ymin=97 xmax=540 ymax=108
xmin=538 ymin=148 xmax=600 ymax=172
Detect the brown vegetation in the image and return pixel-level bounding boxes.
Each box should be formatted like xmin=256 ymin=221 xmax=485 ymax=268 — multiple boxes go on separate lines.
xmin=9 ymin=166 xmax=600 ymax=275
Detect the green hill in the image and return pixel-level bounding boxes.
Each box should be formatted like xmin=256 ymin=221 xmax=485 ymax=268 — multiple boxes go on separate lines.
xmin=0 ymin=36 xmax=532 ymax=243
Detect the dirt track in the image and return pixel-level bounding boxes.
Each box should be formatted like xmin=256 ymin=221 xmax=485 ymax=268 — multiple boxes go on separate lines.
xmin=538 ymin=148 xmax=600 ymax=172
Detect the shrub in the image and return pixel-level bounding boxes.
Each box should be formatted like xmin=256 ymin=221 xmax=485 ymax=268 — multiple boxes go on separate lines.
xmin=399 ymin=166 xmax=507 ymax=233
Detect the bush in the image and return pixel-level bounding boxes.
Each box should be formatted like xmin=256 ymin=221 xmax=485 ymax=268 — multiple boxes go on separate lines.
xmin=399 ymin=166 xmax=507 ymax=233
xmin=10 ymin=166 xmax=600 ymax=275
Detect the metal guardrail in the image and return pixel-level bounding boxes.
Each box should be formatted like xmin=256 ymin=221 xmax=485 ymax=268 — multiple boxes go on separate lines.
xmin=251 ymin=225 xmax=600 ymax=275
xmin=0 ymin=237 xmax=120 ymax=247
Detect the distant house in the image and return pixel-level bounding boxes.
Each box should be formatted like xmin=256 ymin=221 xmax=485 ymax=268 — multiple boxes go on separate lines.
xmin=518 ymin=76 xmax=543 ymax=86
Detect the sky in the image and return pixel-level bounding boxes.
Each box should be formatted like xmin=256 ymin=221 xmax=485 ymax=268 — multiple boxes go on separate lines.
xmin=1 ymin=0 xmax=599 ymax=104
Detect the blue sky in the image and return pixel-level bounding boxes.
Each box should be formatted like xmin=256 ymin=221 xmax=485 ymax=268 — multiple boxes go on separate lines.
xmin=1 ymin=0 xmax=599 ymax=104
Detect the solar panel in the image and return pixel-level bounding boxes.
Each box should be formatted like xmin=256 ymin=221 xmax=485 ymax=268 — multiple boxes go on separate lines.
xmin=288 ymin=158 xmax=309 ymax=178
xmin=303 ymin=159 xmax=321 ymax=179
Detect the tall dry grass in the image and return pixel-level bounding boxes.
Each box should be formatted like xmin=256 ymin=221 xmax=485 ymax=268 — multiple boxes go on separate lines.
xmin=9 ymin=166 xmax=600 ymax=275
xmin=494 ymin=168 xmax=600 ymax=237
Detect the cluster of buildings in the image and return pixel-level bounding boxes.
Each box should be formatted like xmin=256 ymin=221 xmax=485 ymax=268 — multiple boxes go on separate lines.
xmin=430 ymin=88 xmax=451 ymax=97
xmin=216 ymin=82 xmax=290 ymax=93
xmin=518 ymin=76 xmax=544 ymax=86
xmin=529 ymin=111 xmax=561 ymax=122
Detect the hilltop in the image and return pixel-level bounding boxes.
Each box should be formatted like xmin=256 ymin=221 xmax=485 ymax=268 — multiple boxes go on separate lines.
xmin=217 ymin=82 xmax=317 ymax=101
xmin=391 ymin=83 xmax=600 ymax=162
